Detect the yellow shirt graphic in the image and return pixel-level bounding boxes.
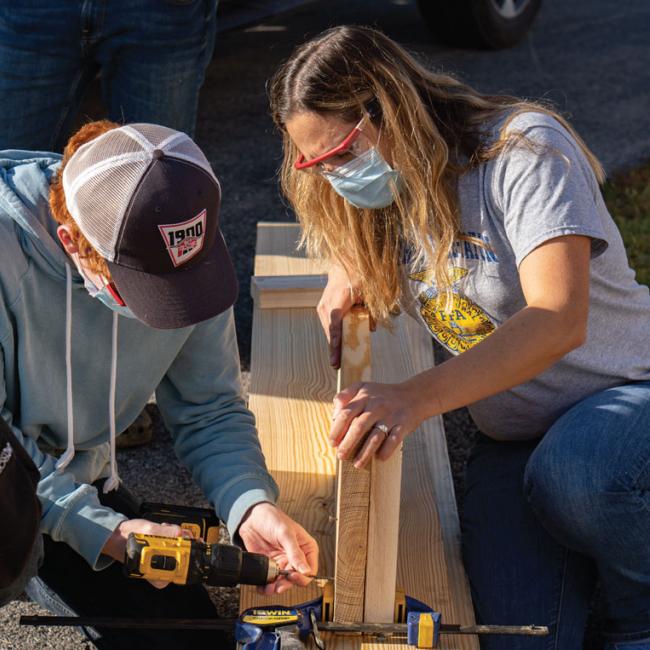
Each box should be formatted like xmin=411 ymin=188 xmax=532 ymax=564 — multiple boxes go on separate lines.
xmin=410 ymin=267 xmax=496 ymax=353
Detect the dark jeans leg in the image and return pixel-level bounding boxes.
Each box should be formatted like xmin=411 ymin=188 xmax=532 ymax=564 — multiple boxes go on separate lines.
xmin=0 ymin=1 xmax=95 ymax=151
xmin=96 ymin=0 xmax=218 ymax=137
xmin=25 ymin=481 xmax=232 ymax=649
xmin=462 ymin=434 xmax=597 ymax=649
xmin=525 ymin=381 xmax=650 ymax=647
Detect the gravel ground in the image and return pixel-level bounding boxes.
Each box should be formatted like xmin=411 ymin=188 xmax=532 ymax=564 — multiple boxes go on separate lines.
xmin=1 ymin=0 xmax=648 ymax=647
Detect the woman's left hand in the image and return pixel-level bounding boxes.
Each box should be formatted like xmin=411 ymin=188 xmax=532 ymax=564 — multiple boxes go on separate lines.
xmin=330 ymin=381 xmax=425 ymax=468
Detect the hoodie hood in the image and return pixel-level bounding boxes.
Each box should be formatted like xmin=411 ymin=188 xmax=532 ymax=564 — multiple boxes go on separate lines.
xmin=0 ymin=151 xmax=122 ymax=491
xmin=0 ymin=151 xmax=70 ymax=281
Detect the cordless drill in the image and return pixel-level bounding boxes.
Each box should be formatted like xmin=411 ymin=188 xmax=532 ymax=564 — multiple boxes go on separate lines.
xmin=126 ymin=502 xmax=314 ymax=587
xmin=124 ymin=533 xmax=290 ymax=587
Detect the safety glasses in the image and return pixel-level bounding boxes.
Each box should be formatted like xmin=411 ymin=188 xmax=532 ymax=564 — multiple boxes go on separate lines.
xmin=294 ymin=117 xmax=367 ymax=171
xmin=104 ymin=280 xmax=126 ymax=307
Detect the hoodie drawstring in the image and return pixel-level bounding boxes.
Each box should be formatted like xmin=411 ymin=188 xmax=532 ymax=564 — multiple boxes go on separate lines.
xmin=55 ymin=265 xmax=75 ymax=472
xmin=103 ymin=311 xmax=121 ymax=493
xmin=57 ymin=266 xmax=121 ymax=493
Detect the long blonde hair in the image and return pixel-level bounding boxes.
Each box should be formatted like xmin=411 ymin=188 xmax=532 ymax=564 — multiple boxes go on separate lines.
xmin=269 ymin=25 xmax=604 ymax=321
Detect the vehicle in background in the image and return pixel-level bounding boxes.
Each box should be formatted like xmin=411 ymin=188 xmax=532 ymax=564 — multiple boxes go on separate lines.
xmin=219 ymin=0 xmax=543 ymax=50
xmin=418 ymin=0 xmax=543 ymax=49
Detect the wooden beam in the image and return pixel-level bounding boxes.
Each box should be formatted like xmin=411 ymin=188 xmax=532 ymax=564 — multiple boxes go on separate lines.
xmin=254 ymin=221 xmax=328 ymax=277
xmin=239 ymin=306 xmax=337 ymax=611
xmin=333 ymin=308 xmax=372 ymax=623
xmin=251 ymin=274 xmax=327 ymax=309
xmin=363 ymin=322 xmax=404 ymax=623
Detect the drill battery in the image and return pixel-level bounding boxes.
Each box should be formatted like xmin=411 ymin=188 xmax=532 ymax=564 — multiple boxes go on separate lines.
xmin=139 ymin=502 xmax=221 ymax=544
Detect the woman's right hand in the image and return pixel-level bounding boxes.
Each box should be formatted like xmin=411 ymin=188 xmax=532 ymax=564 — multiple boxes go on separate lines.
xmin=317 ymin=264 xmax=363 ymax=368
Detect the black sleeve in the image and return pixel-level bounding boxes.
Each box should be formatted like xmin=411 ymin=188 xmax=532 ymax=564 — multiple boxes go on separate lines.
xmin=0 ymin=415 xmax=42 ymax=593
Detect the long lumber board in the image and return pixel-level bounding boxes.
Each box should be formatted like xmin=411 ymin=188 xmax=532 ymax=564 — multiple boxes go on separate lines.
xmin=240 ymin=223 xmax=478 ymax=649
xmin=333 ymin=309 xmax=372 ymax=623
xmin=333 ymin=307 xmax=403 ymax=625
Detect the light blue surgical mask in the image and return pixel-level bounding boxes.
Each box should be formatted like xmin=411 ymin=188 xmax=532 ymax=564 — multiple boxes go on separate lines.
xmin=77 ymin=262 xmax=136 ymax=319
xmin=94 ymin=287 xmax=136 ymax=319
xmin=323 ymin=147 xmax=402 ymax=209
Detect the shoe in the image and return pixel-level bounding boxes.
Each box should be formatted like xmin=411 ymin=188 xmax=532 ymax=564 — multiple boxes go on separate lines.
xmin=116 ymin=409 xmax=153 ymax=449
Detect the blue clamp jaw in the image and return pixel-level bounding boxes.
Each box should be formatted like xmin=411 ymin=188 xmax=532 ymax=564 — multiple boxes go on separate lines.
xmin=406 ymin=611 xmax=442 ymax=648
xmin=236 ymin=593 xmax=441 ymax=649
xmin=236 ymin=597 xmax=324 ymax=650
xmin=404 ymin=595 xmax=440 ymax=648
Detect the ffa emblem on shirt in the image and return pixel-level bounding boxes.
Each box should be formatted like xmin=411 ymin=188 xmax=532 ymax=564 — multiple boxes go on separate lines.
xmin=410 ymin=267 xmax=496 ymax=354
xmin=159 ymin=209 xmax=207 ymax=267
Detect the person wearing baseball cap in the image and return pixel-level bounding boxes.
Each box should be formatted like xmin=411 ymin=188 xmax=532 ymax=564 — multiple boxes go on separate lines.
xmin=0 ymin=120 xmax=317 ymax=648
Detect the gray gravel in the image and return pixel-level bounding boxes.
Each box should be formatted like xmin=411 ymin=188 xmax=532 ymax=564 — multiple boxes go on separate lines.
xmin=1 ymin=0 xmax=649 ymax=647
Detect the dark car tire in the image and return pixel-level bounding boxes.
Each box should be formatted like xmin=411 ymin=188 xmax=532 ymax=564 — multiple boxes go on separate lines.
xmin=417 ymin=0 xmax=543 ymax=49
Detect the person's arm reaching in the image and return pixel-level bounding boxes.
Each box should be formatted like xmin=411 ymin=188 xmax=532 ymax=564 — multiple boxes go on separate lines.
xmin=330 ymin=235 xmax=591 ymax=467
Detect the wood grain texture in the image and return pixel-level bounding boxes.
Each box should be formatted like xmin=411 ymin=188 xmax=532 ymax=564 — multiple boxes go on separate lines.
xmin=251 ymin=274 xmax=327 ymax=309
xmin=254 ymin=221 xmax=328 ymax=277
xmin=389 ymin=314 xmax=477 ymax=649
xmin=363 ymin=322 xmax=404 ymax=624
xmin=333 ymin=308 xmax=372 ymax=623
xmin=239 ymin=306 xmax=338 ymax=611
xmin=241 ymin=223 xmax=478 ymax=649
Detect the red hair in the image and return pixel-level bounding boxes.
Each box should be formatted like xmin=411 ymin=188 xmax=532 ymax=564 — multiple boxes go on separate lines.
xmin=49 ymin=120 xmax=121 ymax=278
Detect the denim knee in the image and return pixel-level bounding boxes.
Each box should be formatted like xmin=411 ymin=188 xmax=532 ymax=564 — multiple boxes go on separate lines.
xmin=523 ymin=442 xmax=601 ymax=552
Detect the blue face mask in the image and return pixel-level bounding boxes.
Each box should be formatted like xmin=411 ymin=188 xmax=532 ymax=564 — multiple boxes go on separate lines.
xmin=323 ymin=148 xmax=402 ymax=209
xmin=77 ymin=264 xmax=136 ymax=319
xmin=94 ymin=287 xmax=137 ymax=319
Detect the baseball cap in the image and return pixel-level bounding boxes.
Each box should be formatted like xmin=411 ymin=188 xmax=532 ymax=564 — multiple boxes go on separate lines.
xmin=62 ymin=123 xmax=238 ymax=329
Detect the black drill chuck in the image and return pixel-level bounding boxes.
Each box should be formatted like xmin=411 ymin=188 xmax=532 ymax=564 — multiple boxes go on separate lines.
xmin=201 ymin=543 xmax=275 ymax=587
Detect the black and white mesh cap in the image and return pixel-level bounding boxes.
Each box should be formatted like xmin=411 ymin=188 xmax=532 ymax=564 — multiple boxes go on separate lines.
xmin=62 ymin=123 xmax=238 ymax=329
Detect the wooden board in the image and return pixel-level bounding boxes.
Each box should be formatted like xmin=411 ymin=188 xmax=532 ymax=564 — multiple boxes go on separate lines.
xmin=251 ymin=274 xmax=327 ymax=309
xmin=364 ymin=324 xmax=403 ymax=624
xmin=253 ymin=221 xmax=328 ymax=277
xmin=333 ymin=308 xmax=372 ymax=623
xmin=241 ymin=223 xmax=478 ymax=650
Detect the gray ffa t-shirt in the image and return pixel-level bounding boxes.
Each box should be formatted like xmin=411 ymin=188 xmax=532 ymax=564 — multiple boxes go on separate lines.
xmin=405 ymin=111 xmax=650 ymax=440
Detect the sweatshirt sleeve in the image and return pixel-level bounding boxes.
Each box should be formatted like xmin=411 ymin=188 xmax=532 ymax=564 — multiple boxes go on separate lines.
xmin=0 ymin=343 xmax=127 ymax=571
xmin=155 ymin=307 xmax=279 ymax=538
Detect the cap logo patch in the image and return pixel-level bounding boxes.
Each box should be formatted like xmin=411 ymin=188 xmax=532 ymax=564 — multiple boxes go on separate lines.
xmin=158 ymin=209 xmax=207 ymax=267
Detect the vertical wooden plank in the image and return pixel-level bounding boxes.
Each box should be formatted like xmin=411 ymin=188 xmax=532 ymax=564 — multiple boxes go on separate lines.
xmin=391 ymin=314 xmax=478 ymax=649
xmin=333 ymin=308 xmax=372 ymax=623
xmin=363 ymin=322 xmax=404 ymax=623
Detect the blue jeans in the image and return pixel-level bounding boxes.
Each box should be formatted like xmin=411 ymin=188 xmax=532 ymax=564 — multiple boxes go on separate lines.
xmin=0 ymin=0 xmax=218 ymax=151
xmin=462 ymin=381 xmax=650 ymax=650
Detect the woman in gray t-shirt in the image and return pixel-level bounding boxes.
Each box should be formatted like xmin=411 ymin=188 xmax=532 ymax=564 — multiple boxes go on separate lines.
xmin=270 ymin=25 xmax=650 ymax=650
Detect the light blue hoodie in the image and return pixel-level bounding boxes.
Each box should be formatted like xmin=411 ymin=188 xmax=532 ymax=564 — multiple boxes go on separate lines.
xmin=0 ymin=151 xmax=278 ymax=570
